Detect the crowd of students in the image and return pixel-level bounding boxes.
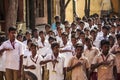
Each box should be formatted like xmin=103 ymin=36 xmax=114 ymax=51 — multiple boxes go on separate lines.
xmin=0 ymin=14 xmax=120 ymax=80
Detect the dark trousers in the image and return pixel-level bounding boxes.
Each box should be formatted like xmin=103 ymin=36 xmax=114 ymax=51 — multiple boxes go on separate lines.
xmin=90 ymin=72 xmax=97 ymax=80
xmin=117 ymin=73 xmax=120 ymax=80
xmin=0 ymin=71 xmax=6 ymax=80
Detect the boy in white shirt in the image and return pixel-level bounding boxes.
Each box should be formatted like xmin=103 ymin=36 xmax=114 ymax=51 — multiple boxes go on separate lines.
xmin=24 ymin=43 xmax=43 ymax=80
xmin=40 ymin=42 xmax=65 ymax=80
xmin=0 ymin=27 xmax=24 ymax=80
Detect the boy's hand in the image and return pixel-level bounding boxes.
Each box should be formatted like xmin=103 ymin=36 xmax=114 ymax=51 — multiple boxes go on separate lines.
xmin=75 ymin=62 xmax=82 ymax=67
xmin=101 ymin=61 xmax=111 ymax=65
xmin=53 ymin=59 xmax=59 ymax=63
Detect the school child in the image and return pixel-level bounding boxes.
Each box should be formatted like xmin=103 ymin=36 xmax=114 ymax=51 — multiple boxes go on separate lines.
xmin=110 ymin=33 xmax=120 ymax=79
xmin=91 ymin=39 xmax=117 ymax=80
xmin=67 ymin=43 xmax=90 ymax=80
xmin=24 ymin=43 xmax=43 ymax=80
xmin=0 ymin=27 xmax=24 ymax=80
xmin=83 ymin=37 xmax=100 ymax=80
xmin=40 ymin=42 xmax=65 ymax=80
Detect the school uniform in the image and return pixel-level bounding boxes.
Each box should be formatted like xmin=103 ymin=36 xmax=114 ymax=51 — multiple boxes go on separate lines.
xmin=83 ymin=46 xmax=100 ymax=80
xmin=110 ymin=44 xmax=120 ymax=79
xmin=0 ymin=39 xmax=24 ymax=80
xmin=68 ymin=55 xmax=90 ymax=80
xmin=24 ymin=53 xmax=43 ymax=80
xmin=0 ymin=51 xmax=6 ymax=80
xmin=92 ymin=53 xmax=116 ymax=80
xmin=44 ymin=54 xmax=65 ymax=80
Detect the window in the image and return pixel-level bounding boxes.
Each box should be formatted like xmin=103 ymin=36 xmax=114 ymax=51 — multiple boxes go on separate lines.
xmin=36 ymin=0 xmax=44 ymax=17
xmin=0 ymin=0 xmax=5 ymax=20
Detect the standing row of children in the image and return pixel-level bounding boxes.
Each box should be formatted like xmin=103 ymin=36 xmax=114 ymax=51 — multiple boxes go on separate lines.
xmin=0 ymin=14 xmax=120 ymax=80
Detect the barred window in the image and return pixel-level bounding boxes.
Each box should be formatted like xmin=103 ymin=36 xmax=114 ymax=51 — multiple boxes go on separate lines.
xmin=36 ymin=0 xmax=44 ymax=17
xmin=0 ymin=0 xmax=5 ymax=20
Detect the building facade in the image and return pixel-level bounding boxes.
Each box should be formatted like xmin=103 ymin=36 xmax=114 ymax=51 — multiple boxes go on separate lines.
xmin=0 ymin=0 xmax=120 ymax=33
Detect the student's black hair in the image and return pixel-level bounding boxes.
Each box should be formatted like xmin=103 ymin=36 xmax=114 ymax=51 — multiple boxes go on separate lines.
xmin=71 ymin=31 xmax=76 ymax=34
xmin=25 ymin=31 xmax=31 ymax=35
xmin=76 ymin=29 xmax=81 ymax=32
xmin=30 ymin=42 xmax=37 ymax=48
xmin=17 ymin=34 xmax=23 ymax=39
xmin=48 ymin=36 xmax=56 ymax=41
xmin=80 ymin=31 xmax=85 ymax=35
xmin=116 ymin=33 xmax=120 ymax=40
xmin=61 ymin=32 xmax=68 ymax=37
xmin=75 ymin=43 xmax=84 ymax=49
xmin=54 ymin=16 xmax=60 ymax=20
xmin=76 ymin=17 xmax=81 ymax=21
xmin=71 ymin=22 xmax=76 ymax=26
xmin=85 ymin=37 xmax=92 ymax=42
xmin=71 ymin=34 xmax=77 ymax=39
xmin=108 ymin=35 xmax=115 ymax=40
xmin=100 ymin=39 xmax=110 ymax=48
xmin=79 ymin=20 xmax=85 ymax=24
xmin=39 ymin=31 xmax=44 ymax=35
xmin=102 ymin=25 xmax=110 ymax=30
xmin=51 ymin=41 xmax=59 ymax=49
xmin=45 ymin=24 xmax=51 ymax=28
xmin=32 ymin=28 xmax=38 ymax=36
xmin=90 ymin=29 xmax=97 ymax=34
xmin=56 ymin=22 xmax=61 ymax=25
xmin=8 ymin=27 xmax=17 ymax=32
xmin=27 ymin=39 xmax=32 ymax=45
xmin=63 ymin=20 xmax=69 ymax=25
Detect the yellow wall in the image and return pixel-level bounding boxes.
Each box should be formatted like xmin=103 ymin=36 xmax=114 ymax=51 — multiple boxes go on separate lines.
xmin=64 ymin=0 xmax=119 ymax=22
xmin=65 ymin=0 xmax=74 ymax=22
xmin=111 ymin=0 xmax=119 ymax=13
xmin=76 ymin=0 xmax=85 ymax=18
xmin=90 ymin=0 xmax=102 ymax=15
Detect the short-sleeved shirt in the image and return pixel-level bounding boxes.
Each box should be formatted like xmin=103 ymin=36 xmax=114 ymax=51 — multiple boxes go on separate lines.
xmin=24 ymin=54 xmax=43 ymax=80
xmin=59 ymin=44 xmax=73 ymax=67
xmin=0 ymin=51 xmax=6 ymax=71
xmin=83 ymin=47 xmax=100 ymax=65
xmin=110 ymin=44 xmax=120 ymax=73
xmin=92 ymin=53 xmax=116 ymax=80
xmin=0 ymin=39 xmax=24 ymax=70
xmin=68 ymin=55 xmax=90 ymax=80
xmin=44 ymin=54 xmax=64 ymax=80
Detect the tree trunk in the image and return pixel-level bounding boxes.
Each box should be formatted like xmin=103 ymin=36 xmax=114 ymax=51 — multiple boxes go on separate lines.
xmin=60 ymin=0 xmax=71 ymax=23
xmin=84 ymin=0 xmax=88 ymax=17
xmin=60 ymin=0 xmax=65 ymax=23
xmin=5 ymin=0 xmax=18 ymax=35
xmin=29 ymin=0 xmax=36 ymax=30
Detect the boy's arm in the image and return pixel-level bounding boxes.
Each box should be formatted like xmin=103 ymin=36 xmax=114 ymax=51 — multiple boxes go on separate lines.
xmin=113 ymin=66 xmax=117 ymax=80
xmin=91 ymin=62 xmax=103 ymax=71
xmin=66 ymin=62 xmax=82 ymax=72
xmin=40 ymin=60 xmax=52 ymax=65
xmin=86 ymin=68 xmax=90 ymax=80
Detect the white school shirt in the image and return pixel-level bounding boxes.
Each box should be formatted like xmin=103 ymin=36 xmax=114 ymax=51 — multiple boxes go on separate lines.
xmin=59 ymin=44 xmax=73 ymax=67
xmin=23 ymin=48 xmax=31 ymax=71
xmin=23 ymin=40 xmax=27 ymax=46
xmin=93 ymin=38 xmax=100 ymax=49
xmin=44 ymin=54 xmax=64 ymax=80
xmin=38 ymin=40 xmax=50 ymax=57
xmin=24 ymin=54 xmax=43 ymax=80
xmin=0 ymin=39 xmax=24 ymax=70
xmin=0 ymin=51 xmax=6 ymax=72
